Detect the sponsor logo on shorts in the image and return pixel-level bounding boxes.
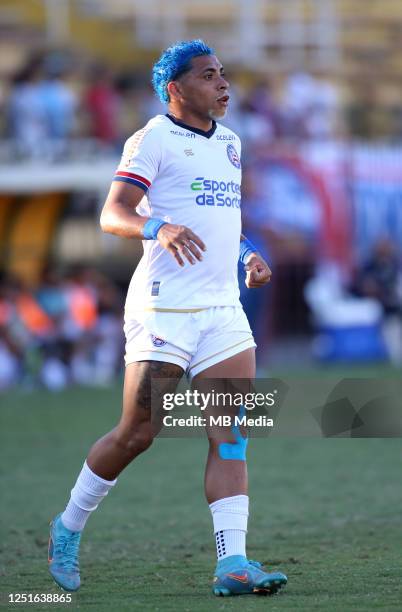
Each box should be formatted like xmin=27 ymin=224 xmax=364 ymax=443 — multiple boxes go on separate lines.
xmin=227 ymin=144 xmax=241 ymax=169
xmin=151 ymin=335 xmax=167 ymax=347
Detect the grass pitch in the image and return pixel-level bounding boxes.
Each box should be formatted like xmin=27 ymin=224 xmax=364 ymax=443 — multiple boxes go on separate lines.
xmin=1 ymin=381 xmax=402 ymax=611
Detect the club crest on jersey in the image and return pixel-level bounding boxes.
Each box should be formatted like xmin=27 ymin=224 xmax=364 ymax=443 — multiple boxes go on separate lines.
xmin=151 ymin=335 xmax=167 ymax=347
xmin=227 ymin=144 xmax=241 ymax=169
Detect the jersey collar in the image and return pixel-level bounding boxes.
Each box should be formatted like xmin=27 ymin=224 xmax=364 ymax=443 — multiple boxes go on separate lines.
xmin=166 ymin=113 xmax=217 ymax=139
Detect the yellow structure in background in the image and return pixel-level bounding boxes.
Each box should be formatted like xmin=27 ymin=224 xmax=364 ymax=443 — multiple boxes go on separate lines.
xmin=0 ymin=0 xmax=152 ymax=72
xmin=1 ymin=0 xmax=402 ymax=77
xmin=0 ymin=195 xmax=14 ymax=247
xmin=5 ymin=193 xmax=65 ymax=286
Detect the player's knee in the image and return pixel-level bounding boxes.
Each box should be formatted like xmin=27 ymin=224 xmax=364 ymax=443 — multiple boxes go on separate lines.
xmin=130 ymin=430 xmax=154 ymax=455
xmin=116 ymin=423 xmax=154 ymax=458
xmin=208 ymin=434 xmax=248 ymax=461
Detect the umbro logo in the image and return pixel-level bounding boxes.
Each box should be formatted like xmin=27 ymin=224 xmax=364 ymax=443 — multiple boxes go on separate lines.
xmin=184 ymin=149 xmax=194 ymax=156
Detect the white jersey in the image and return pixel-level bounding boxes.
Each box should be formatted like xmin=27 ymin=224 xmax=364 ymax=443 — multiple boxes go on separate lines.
xmin=114 ymin=114 xmax=242 ymax=311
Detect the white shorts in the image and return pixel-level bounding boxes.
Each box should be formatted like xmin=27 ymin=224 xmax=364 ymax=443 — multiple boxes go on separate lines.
xmin=124 ymin=306 xmax=256 ymax=378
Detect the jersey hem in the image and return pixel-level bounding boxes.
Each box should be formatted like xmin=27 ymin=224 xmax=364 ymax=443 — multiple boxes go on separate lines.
xmin=124 ymin=302 xmax=242 ymax=313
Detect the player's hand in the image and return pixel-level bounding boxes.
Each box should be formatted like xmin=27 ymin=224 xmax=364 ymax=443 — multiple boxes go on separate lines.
xmin=244 ymin=253 xmax=272 ymax=288
xmin=157 ymin=223 xmax=206 ymax=267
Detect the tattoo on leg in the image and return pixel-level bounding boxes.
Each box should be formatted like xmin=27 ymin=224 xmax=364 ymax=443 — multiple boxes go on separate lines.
xmin=136 ymin=361 xmax=183 ymax=411
xmin=149 ymin=361 xmax=184 ymax=379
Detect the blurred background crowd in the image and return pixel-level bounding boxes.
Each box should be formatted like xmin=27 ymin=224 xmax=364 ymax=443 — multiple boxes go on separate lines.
xmin=0 ymin=266 xmax=124 ymax=390
xmin=0 ymin=0 xmax=401 ymax=390
xmin=1 ymin=52 xmax=343 ymax=158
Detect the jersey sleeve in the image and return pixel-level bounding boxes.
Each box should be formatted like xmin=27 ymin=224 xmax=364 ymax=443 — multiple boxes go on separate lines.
xmin=113 ymin=125 xmax=161 ymax=193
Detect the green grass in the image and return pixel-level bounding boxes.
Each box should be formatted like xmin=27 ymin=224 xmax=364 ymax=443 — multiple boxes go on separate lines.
xmin=1 ymin=383 xmax=402 ymax=611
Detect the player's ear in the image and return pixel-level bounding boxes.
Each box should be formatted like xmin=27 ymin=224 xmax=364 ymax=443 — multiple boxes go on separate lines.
xmin=167 ymin=81 xmax=182 ymax=101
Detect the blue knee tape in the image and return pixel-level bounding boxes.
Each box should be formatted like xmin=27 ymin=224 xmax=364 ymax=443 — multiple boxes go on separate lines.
xmin=218 ymin=406 xmax=248 ymax=461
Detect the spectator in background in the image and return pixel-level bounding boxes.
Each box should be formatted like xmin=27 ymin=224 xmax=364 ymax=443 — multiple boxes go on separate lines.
xmin=113 ymin=72 xmax=143 ymax=143
xmin=84 ymin=63 xmax=120 ymax=148
xmin=0 ymin=275 xmax=62 ymax=390
xmin=281 ymin=71 xmax=339 ymax=140
xmin=37 ymin=268 xmax=68 ymax=323
xmin=228 ymin=80 xmax=280 ymax=147
xmin=62 ymin=267 xmax=123 ymax=386
xmin=36 ymin=268 xmax=71 ymax=390
xmin=15 ymin=276 xmax=68 ymax=390
xmin=0 ymin=278 xmax=22 ymax=390
xmin=239 ymin=167 xmax=275 ymax=358
xmin=61 ymin=266 xmax=98 ymax=385
xmin=40 ymin=53 xmax=77 ymax=149
xmin=135 ymin=82 xmax=165 ymax=125
xmin=7 ymin=54 xmax=77 ymax=158
xmin=236 ymin=98 xmax=276 ymax=146
xmin=247 ymin=80 xmax=281 ymax=134
xmin=354 ymin=239 xmax=402 ymax=364
xmin=7 ymin=57 xmax=49 ymax=157
xmin=91 ymin=270 xmax=124 ymax=384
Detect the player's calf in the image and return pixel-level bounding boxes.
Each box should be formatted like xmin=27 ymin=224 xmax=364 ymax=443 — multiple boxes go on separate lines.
xmin=48 ymin=360 xmax=183 ymax=590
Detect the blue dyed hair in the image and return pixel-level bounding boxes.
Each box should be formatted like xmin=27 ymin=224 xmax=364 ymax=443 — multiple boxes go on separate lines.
xmin=152 ymin=39 xmax=214 ymax=104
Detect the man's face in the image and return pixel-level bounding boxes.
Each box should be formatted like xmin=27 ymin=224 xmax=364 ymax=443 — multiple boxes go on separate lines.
xmin=172 ymin=55 xmax=230 ymax=120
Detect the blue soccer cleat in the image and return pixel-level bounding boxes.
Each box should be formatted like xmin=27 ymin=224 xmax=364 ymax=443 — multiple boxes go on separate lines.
xmin=48 ymin=513 xmax=81 ymax=591
xmin=212 ymin=555 xmax=287 ymax=596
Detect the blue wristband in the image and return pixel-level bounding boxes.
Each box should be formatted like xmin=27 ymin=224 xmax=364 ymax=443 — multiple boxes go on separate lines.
xmin=142 ymin=218 xmax=167 ymax=240
xmin=239 ymin=238 xmax=258 ymax=264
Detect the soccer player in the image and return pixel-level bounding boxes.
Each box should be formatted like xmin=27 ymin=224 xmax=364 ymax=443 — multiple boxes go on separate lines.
xmin=48 ymin=40 xmax=288 ymax=597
